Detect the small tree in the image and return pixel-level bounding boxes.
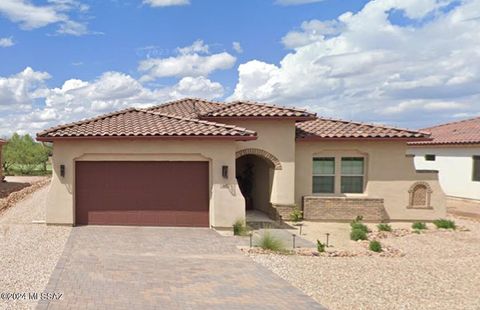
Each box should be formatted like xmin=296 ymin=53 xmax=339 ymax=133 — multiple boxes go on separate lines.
xmin=2 ymin=133 xmax=51 ymax=175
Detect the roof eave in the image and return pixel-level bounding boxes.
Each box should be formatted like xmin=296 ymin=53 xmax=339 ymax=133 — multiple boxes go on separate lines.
xmin=296 ymin=137 xmax=432 ymax=142
xmin=408 ymin=141 xmax=480 ymax=146
xmin=36 ymin=135 xmax=258 ymax=143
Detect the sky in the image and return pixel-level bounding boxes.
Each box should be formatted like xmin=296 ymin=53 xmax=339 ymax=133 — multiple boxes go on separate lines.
xmin=0 ymin=0 xmax=479 ymax=136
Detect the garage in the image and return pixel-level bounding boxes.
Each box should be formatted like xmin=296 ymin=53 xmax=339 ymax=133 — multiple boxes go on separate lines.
xmin=75 ymin=161 xmax=209 ymax=227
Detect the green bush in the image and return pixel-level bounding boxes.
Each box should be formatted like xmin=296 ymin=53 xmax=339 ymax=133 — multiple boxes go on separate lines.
xmin=233 ymin=219 xmax=248 ymax=236
xmin=257 ymin=231 xmax=284 ymax=251
xmin=351 ymin=222 xmax=369 ymax=233
xmin=350 ymin=229 xmax=368 ymax=241
xmin=290 ymin=206 xmax=303 ymax=222
xmin=412 ymin=222 xmax=427 ymax=230
xmin=369 ymin=240 xmax=382 ymax=252
xmin=377 ymin=223 xmax=392 ymax=232
xmin=433 ymin=219 xmax=456 ymax=230
xmin=317 ymin=240 xmax=326 ymax=253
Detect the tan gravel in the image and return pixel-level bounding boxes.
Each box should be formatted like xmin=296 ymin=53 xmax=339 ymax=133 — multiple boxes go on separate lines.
xmin=0 ymin=186 xmax=71 ymax=310
xmin=249 ymin=217 xmax=480 ymax=310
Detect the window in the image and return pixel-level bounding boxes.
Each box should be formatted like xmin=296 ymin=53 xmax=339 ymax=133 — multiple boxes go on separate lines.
xmin=313 ymin=157 xmax=335 ymax=193
xmin=425 ymin=154 xmax=436 ymax=161
xmin=341 ymin=157 xmax=364 ymax=193
xmin=473 ymin=156 xmax=480 ymax=182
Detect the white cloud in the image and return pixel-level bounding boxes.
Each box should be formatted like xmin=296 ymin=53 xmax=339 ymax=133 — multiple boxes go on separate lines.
xmin=143 ymin=0 xmax=190 ymax=7
xmin=139 ymin=41 xmax=236 ymax=81
xmin=276 ymin=0 xmax=325 ymax=5
xmin=0 ymin=37 xmax=14 ymax=47
xmin=0 ymin=68 xmax=224 ymax=136
xmin=230 ymin=0 xmax=480 ymax=128
xmin=0 ymin=0 xmax=90 ymax=35
xmin=232 ymin=41 xmax=243 ymax=53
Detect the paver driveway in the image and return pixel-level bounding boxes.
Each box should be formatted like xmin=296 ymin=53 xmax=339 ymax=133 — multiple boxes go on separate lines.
xmin=38 ymin=226 xmax=324 ymax=310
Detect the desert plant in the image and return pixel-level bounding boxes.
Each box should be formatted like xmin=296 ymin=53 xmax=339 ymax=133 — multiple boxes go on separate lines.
xmin=350 ymin=229 xmax=368 ymax=241
xmin=369 ymin=240 xmax=382 ymax=252
xmin=433 ymin=219 xmax=456 ymax=230
xmin=377 ymin=223 xmax=392 ymax=232
xmin=317 ymin=240 xmax=326 ymax=253
xmin=257 ymin=231 xmax=284 ymax=251
xmin=351 ymin=222 xmax=369 ymax=233
xmin=412 ymin=222 xmax=427 ymax=230
xmin=290 ymin=206 xmax=303 ymax=222
xmin=233 ymin=219 xmax=248 ymax=236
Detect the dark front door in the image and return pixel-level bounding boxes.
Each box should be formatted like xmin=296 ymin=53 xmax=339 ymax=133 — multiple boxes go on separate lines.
xmin=75 ymin=161 xmax=209 ymax=227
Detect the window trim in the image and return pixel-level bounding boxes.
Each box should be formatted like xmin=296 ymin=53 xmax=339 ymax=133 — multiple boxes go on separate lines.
xmin=473 ymin=156 xmax=480 ymax=182
xmin=312 ymin=157 xmax=336 ymax=194
xmin=340 ymin=157 xmax=365 ymax=194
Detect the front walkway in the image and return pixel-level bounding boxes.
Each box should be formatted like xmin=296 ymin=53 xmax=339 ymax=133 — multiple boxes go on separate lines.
xmin=38 ymin=227 xmax=324 ymax=310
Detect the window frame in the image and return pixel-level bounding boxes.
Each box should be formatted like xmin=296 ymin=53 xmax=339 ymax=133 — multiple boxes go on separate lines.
xmin=425 ymin=154 xmax=436 ymax=161
xmin=340 ymin=157 xmax=365 ymax=194
xmin=312 ymin=157 xmax=336 ymax=194
xmin=473 ymin=156 xmax=480 ymax=182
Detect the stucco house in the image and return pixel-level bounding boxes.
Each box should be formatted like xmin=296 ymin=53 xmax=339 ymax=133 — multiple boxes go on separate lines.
xmin=37 ymin=98 xmax=446 ymax=228
xmin=408 ymin=117 xmax=480 ymax=201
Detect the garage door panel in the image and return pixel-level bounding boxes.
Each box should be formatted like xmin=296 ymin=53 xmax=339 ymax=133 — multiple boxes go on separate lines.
xmin=75 ymin=161 xmax=209 ymax=227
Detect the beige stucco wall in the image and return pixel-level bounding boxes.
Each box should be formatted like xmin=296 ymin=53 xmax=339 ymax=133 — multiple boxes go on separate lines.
xmin=223 ymin=120 xmax=297 ymax=206
xmin=295 ymin=141 xmax=446 ymax=221
xmin=47 ymin=139 xmax=245 ymax=228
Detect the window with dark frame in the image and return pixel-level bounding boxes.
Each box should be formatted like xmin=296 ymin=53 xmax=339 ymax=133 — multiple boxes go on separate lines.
xmin=313 ymin=157 xmax=335 ymax=193
xmin=341 ymin=157 xmax=365 ymax=193
xmin=473 ymin=156 xmax=480 ymax=182
xmin=425 ymin=154 xmax=436 ymax=161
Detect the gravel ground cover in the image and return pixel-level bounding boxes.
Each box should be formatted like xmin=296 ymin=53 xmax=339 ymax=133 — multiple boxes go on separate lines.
xmin=0 ymin=186 xmax=71 ymax=310
xmin=249 ymin=217 xmax=480 ymax=310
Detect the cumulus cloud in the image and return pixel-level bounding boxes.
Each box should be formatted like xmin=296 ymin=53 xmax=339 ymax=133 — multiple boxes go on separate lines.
xmin=139 ymin=40 xmax=236 ymax=81
xmin=230 ymin=0 xmax=480 ymax=128
xmin=0 ymin=37 xmax=14 ymax=47
xmin=143 ymin=0 xmax=190 ymax=7
xmin=0 ymin=0 xmax=91 ymax=35
xmin=0 ymin=68 xmax=224 ymax=136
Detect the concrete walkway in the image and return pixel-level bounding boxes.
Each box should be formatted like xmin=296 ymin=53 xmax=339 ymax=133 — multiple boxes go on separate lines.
xmin=38 ymin=226 xmax=324 ymax=310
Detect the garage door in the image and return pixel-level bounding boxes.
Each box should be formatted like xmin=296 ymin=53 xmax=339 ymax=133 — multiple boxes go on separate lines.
xmin=75 ymin=161 xmax=209 ymax=227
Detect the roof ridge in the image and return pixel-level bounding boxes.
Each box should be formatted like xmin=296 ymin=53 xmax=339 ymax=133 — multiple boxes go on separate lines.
xmin=199 ymin=100 xmax=312 ymax=116
xmin=37 ymin=107 xmax=138 ymax=137
xmin=420 ymin=115 xmax=480 ymax=131
xmin=145 ymin=97 xmax=225 ymax=112
xmin=315 ymin=116 xmax=429 ymax=135
xmin=140 ymin=109 xmax=256 ymax=134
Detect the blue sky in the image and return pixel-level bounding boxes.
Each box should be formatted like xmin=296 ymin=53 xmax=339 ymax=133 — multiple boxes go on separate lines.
xmin=0 ymin=0 xmax=479 ymax=135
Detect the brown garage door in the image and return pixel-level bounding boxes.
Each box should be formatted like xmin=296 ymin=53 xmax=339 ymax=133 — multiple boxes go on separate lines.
xmin=75 ymin=161 xmax=209 ymax=227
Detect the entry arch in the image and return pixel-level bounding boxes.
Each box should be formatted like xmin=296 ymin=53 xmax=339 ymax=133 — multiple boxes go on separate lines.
xmin=235 ymin=148 xmax=282 ymax=170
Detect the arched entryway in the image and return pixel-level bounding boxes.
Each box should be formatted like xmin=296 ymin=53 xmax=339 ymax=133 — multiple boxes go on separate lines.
xmin=236 ymin=149 xmax=278 ymax=215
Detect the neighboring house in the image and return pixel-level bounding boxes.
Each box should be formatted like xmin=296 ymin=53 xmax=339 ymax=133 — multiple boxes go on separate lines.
xmin=0 ymin=139 xmax=5 ymax=181
xmin=37 ymin=99 xmax=446 ymax=228
xmin=408 ymin=117 xmax=480 ymax=201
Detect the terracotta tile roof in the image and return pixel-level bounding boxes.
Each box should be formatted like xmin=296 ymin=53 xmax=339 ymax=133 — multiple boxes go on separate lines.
xmin=199 ymin=101 xmax=316 ymax=120
xmin=147 ymin=98 xmax=225 ymax=118
xmin=409 ymin=116 xmax=480 ymax=145
xmin=0 ymin=139 xmax=5 ymax=145
xmin=296 ymin=118 xmax=430 ymax=140
xmin=36 ymin=108 xmax=257 ymax=141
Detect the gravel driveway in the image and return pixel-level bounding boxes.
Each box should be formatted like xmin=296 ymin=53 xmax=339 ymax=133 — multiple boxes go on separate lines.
xmin=0 ymin=186 xmax=71 ymax=310
xmin=249 ymin=217 xmax=480 ymax=310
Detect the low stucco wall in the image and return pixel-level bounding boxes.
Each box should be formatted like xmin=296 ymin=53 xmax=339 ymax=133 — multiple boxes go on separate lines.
xmin=295 ymin=141 xmax=446 ymax=221
xmin=47 ymin=139 xmax=245 ymax=228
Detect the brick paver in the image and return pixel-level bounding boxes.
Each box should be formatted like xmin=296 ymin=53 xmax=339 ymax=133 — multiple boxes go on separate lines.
xmin=37 ymin=226 xmax=324 ymax=309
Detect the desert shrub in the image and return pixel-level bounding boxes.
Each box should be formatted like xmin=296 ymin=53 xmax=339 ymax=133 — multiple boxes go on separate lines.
xmin=351 ymin=222 xmax=369 ymax=233
xmin=377 ymin=223 xmax=392 ymax=232
xmin=369 ymin=240 xmax=382 ymax=252
xmin=350 ymin=229 xmax=368 ymax=241
xmin=257 ymin=231 xmax=284 ymax=251
xmin=233 ymin=219 xmax=248 ymax=236
xmin=412 ymin=222 xmax=427 ymax=230
xmin=433 ymin=219 xmax=456 ymax=230
xmin=290 ymin=206 xmax=303 ymax=222
xmin=317 ymin=240 xmax=326 ymax=253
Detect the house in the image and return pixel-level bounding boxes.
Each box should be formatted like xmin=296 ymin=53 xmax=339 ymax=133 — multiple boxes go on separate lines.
xmin=408 ymin=117 xmax=480 ymax=201
xmin=36 ymin=98 xmax=446 ymax=228
xmin=0 ymin=139 xmax=5 ymax=181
